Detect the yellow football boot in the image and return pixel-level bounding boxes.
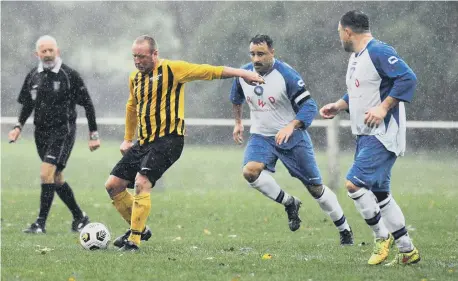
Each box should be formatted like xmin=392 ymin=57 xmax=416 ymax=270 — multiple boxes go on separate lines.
xmin=385 ymin=247 xmax=421 ymax=266
xmin=368 ymin=233 xmax=394 ymax=265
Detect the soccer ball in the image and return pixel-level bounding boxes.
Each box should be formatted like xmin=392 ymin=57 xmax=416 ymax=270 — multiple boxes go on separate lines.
xmin=79 ymin=222 xmax=111 ymax=250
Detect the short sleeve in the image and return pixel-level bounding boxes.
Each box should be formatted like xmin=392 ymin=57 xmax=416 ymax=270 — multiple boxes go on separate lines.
xmin=229 ymin=78 xmax=245 ymax=105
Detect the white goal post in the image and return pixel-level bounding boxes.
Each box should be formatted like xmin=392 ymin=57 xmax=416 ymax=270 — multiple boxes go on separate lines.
xmin=2 ymin=117 xmax=457 ymax=189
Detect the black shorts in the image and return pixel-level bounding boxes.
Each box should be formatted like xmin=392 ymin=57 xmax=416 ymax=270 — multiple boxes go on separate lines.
xmin=34 ymin=124 xmax=76 ymax=172
xmin=110 ymin=134 xmax=184 ymax=187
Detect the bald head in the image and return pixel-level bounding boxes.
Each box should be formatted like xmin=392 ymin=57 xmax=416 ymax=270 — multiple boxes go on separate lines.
xmin=132 ymin=35 xmax=159 ymax=73
xmin=133 ymin=35 xmax=157 ymax=54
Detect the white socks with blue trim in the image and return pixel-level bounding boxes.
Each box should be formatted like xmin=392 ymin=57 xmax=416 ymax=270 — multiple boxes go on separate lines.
xmin=349 ymin=188 xmax=389 ymax=239
xmin=249 ymin=170 xmax=292 ymax=205
xmin=316 ymin=185 xmax=350 ymax=232
xmin=378 ymin=195 xmax=414 ymax=252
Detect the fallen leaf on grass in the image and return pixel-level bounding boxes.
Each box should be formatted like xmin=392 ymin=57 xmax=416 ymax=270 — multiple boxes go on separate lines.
xmin=262 ymin=253 xmax=272 ymax=260
xmin=231 ymin=274 xmax=241 ymax=281
xmin=35 ymin=246 xmax=53 ymax=255
xmin=223 ymin=247 xmax=235 ymax=252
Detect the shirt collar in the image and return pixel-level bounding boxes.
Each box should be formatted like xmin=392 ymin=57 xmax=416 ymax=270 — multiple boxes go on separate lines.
xmin=355 ymin=38 xmax=374 ymax=58
xmin=38 ymin=57 xmax=62 ymax=73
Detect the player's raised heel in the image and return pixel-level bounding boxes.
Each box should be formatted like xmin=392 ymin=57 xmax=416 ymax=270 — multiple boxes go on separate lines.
xmin=339 ymin=228 xmax=354 ymax=246
xmin=284 ymin=197 xmax=302 ymax=232
xmin=368 ymin=233 xmax=394 ymax=265
xmin=23 ymin=222 xmax=46 ymax=234
xmin=385 ymin=247 xmax=421 ymax=266
xmin=113 ymin=226 xmax=152 ymax=248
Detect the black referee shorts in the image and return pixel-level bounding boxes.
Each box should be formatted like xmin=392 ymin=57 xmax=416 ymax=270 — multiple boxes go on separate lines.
xmin=110 ymin=134 xmax=184 ymax=187
xmin=34 ymin=124 xmax=76 ymax=172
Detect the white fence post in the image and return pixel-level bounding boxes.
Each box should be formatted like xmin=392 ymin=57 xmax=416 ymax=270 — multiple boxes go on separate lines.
xmin=2 ymin=117 xmax=456 ymax=192
xmin=326 ymin=116 xmax=340 ymax=191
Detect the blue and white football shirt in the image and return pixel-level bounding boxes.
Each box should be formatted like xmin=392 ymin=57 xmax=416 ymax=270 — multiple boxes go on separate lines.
xmin=342 ymin=39 xmax=417 ymax=156
xmin=230 ymin=59 xmax=311 ymax=136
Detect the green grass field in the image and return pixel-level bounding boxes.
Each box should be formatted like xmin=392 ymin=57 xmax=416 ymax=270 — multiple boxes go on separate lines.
xmin=1 ymin=139 xmax=458 ymax=281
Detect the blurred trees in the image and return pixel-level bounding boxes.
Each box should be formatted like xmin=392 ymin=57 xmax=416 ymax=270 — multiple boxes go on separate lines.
xmin=2 ymin=1 xmax=457 ymax=121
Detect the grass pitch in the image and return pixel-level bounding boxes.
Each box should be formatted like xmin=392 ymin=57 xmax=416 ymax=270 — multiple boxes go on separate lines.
xmin=1 ymin=139 xmax=458 ymax=281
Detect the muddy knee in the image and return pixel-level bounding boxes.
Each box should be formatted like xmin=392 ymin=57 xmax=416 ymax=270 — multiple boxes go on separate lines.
xmin=242 ymin=162 xmax=264 ymax=183
xmin=306 ymin=184 xmax=324 ymax=199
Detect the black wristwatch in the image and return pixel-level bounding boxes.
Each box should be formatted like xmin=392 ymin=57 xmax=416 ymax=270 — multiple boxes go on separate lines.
xmin=13 ymin=122 xmax=22 ymax=131
xmin=89 ymin=131 xmax=99 ymax=140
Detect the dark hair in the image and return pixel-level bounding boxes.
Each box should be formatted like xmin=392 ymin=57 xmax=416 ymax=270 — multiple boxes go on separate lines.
xmin=340 ymin=10 xmax=370 ymax=33
xmin=134 ymin=35 xmax=157 ymax=53
xmin=250 ymin=34 xmax=274 ymax=49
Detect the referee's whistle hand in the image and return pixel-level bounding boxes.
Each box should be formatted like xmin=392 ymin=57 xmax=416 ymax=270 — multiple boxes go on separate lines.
xmin=89 ymin=139 xmax=101 ymax=152
xmin=8 ymin=128 xmax=21 ymax=143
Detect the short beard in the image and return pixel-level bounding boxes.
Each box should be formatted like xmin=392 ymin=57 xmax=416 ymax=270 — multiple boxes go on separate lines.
xmin=41 ymin=59 xmax=56 ymax=69
xmin=343 ymin=41 xmax=354 ymax=53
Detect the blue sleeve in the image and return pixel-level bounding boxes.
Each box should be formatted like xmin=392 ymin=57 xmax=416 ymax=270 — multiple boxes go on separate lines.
xmin=369 ymin=45 xmax=417 ymax=103
xmin=341 ymin=93 xmax=350 ymax=113
xmin=342 ymin=93 xmax=349 ymax=104
xmin=281 ymin=66 xmax=308 ymax=106
xmin=294 ymin=97 xmax=317 ymax=129
xmin=229 ymin=78 xmax=245 ymax=105
xmin=277 ymin=62 xmax=316 ymax=127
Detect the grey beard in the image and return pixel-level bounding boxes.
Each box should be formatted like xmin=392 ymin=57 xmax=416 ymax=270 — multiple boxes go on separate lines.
xmin=39 ymin=58 xmax=56 ymax=69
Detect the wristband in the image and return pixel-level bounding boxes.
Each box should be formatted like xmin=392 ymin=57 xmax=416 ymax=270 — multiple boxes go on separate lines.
xmin=89 ymin=131 xmax=99 ymax=140
xmin=13 ymin=123 xmax=22 ymax=131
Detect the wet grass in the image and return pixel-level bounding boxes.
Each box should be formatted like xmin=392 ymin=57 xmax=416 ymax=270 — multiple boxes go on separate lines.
xmin=1 ymin=140 xmax=458 ymax=281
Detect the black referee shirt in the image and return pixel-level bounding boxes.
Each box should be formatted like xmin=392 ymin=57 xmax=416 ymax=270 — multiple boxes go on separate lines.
xmin=17 ymin=59 xmax=97 ymax=132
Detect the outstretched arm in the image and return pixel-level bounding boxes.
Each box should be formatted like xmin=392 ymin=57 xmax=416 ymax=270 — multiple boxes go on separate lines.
xmin=222 ymin=67 xmax=264 ymax=85
xmin=171 ymin=61 xmax=264 ymax=85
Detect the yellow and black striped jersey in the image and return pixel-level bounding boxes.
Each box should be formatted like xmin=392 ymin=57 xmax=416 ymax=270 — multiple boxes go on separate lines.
xmin=124 ymin=59 xmax=224 ymax=145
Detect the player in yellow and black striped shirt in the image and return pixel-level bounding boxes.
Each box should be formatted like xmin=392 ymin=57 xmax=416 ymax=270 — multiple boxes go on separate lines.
xmin=105 ymin=35 xmax=264 ymax=251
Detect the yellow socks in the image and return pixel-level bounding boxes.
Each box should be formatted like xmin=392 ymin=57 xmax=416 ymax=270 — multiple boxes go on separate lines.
xmin=128 ymin=193 xmax=151 ymax=245
xmin=112 ymin=190 xmax=134 ymax=224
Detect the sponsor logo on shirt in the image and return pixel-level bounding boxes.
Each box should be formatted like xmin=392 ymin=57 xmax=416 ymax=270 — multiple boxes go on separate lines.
xmin=53 ymin=81 xmax=61 ymax=91
xmin=150 ymin=73 xmax=162 ymax=81
xmin=254 ymin=85 xmax=264 ymax=96
xmin=388 ymin=56 xmax=399 ymax=64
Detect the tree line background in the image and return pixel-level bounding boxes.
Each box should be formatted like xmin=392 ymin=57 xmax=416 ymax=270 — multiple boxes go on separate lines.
xmin=1 ymin=2 xmax=457 ymax=148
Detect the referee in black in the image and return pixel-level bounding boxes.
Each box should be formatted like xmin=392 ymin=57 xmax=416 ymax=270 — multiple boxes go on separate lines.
xmin=8 ymin=35 xmax=101 ymax=233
